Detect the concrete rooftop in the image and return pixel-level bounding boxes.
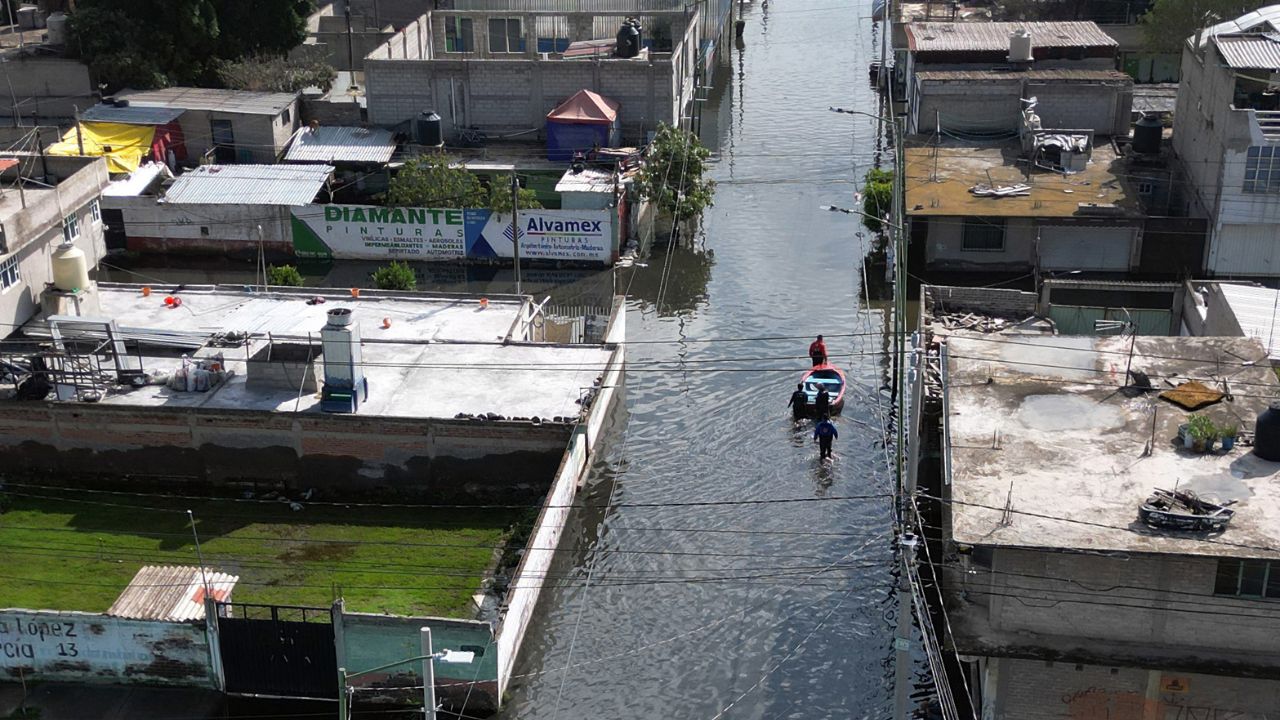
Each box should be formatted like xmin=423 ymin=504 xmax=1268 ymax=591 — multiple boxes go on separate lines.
xmin=26 ymin=284 xmax=612 ymax=422
xmin=944 ymin=334 xmax=1280 ymax=559
xmin=905 ymin=140 xmax=1139 ymax=218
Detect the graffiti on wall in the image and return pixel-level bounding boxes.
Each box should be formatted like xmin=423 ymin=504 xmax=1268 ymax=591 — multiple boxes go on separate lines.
xmin=1062 ymin=687 xmax=1256 ymax=720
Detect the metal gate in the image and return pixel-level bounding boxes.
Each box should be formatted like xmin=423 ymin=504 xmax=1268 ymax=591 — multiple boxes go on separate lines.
xmin=217 ymin=603 xmax=337 ymax=699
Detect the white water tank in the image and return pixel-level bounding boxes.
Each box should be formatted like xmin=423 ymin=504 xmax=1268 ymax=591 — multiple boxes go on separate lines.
xmin=46 ymin=12 xmax=67 ymax=46
xmin=51 ymin=242 xmax=90 ymax=292
xmin=1008 ymin=29 xmax=1033 ymax=63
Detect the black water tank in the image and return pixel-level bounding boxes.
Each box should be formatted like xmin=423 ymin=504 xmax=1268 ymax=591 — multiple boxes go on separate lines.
xmin=1132 ymin=113 xmax=1162 ymax=155
xmin=416 ymin=111 xmax=442 ymax=146
xmin=615 ymin=20 xmax=640 ymax=58
xmin=1255 ymin=402 xmax=1280 ymax=460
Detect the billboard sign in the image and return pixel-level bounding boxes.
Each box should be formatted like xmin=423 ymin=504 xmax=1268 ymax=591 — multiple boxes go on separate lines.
xmin=291 ymin=205 xmax=613 ymax=264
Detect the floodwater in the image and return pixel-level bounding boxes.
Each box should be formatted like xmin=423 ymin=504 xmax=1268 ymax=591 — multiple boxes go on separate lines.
xmin=498 ymin=2 xmax=908 ymax=718
xmin=99 ymin=1 xmax=913 ymax=716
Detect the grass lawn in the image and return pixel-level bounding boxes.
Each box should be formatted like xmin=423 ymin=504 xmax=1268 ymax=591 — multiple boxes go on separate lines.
xmin=0 ymin=489 xmax=522 ymax=617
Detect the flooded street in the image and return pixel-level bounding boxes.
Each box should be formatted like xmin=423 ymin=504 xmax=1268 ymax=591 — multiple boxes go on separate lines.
xmin=502 ymin=1 xmax=903 ymax=717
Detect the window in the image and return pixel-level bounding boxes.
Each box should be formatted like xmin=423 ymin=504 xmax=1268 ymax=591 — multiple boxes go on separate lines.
xmin=89 ymin=199 xmax=101 ymax=225
xmin=961 ymin=217 xmax=1005 ymax=251
xmin=487 ymin=18 xmax=524 ymax=54
xmin=1244 ymin=145 xmax=1280 ymax=193
xmin=1214 ymin=559 xmax=1280 ymax=598
xmin=62 ymin=213 xmax=79 ymax=244
xmin=446 ymin=17 xmax=473 ymax=52
xmin=0 ymin=255 xmax=18 ymax=291
xmin=1137 ymin=182 xmax=1154 ymax=196
xmin=280 ymin=108 xmax=291 ymax=126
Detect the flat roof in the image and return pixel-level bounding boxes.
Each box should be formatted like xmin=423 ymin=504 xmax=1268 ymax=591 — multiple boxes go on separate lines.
xmin=1212 ymin=33 xmax=1280 ymax=69
xmin=915 ymin=68 xmax=1130 ymax=82
xmin=904 ymin=140 xmax=1139 ymax=218
xmin=26 ymin=284 xmax=612 ymax=423
xmin=284 ymin=126 xmax=396 ymax=164
xmin=944 ymin=334 xmax=1280 ymax=559
xmin=81 ymin=104 xmax=185 ymax=125
xmin=118 ymin=87 xmax=298 ymax=115
xmin=162 ymin=164 xmax=333 ymax=206
xmin=1214 ymin=283 xmax=1280 ymax=361
xmin=905 ymin=21 xmax=1117 ymax=53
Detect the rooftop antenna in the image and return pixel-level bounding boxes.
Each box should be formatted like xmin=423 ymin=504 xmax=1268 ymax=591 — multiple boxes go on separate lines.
xmin=999 ymin=480 xmax=1015 ymax=526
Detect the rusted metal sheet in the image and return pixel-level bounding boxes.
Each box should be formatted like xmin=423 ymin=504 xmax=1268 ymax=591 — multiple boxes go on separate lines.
xmin=0 ymin=610 xmax=215 ymax=686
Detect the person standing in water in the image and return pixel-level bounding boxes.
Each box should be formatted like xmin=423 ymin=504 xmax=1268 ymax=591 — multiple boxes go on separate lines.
xmin=809 ymin=335 xmax=827 ymax=366
xmin=788 ymin=383 xmax=809 ymax=420
xmin=813 ymin=416 xmax=838 ymax=459
xmin=814 ymin=386 xmax=831 ymax=418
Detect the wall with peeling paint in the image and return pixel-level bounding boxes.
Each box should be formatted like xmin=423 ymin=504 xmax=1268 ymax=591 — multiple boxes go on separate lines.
xmin=0 ymin=610 xmax=215 ymax=687
xmin=987 ymin=657 xmax=1280 ymax=719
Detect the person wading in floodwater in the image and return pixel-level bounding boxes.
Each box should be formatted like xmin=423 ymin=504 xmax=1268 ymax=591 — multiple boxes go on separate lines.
xmin=788 ymin=383 xmax=808 ymax=420
xmin=814 ymin=386 xmax=831 ymax=418
xmin=809 ymin=335 xmax=827 ymax=366
xmin=813 ymin=415 xmax=838 ymax=460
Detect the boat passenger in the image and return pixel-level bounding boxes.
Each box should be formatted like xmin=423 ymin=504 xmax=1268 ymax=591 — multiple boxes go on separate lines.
xmin=788 ymin=383 xmax=808 ymax=420
xmin=809 ymin=335 xmax=827 ymax=366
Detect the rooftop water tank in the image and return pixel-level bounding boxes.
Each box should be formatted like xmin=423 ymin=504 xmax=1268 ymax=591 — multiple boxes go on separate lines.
xmin=51 ymin=241 xmax=90 ymax=293
xmin=415 ymin=111 xmax=442 ymax=147
xmin=1255 ymin=402 xmax=1280 ymax=461
xmin=1133 ymin=113 xmax=1163 ymax=155
xmin=45 ymin=11 xmax=67 ymax=46
xmin=615 ymin=19 xmax=641 ymax=59
xmin=1008 ymin=28 xmax=1033 ymax=63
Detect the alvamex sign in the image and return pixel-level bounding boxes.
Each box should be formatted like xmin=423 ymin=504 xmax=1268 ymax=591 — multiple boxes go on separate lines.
xmin=291 ymin=204 xmax=614 ymax=264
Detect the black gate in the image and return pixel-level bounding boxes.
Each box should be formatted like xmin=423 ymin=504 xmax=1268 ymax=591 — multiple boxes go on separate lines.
xmin=218 ymin=603 xmax=337 ymax=699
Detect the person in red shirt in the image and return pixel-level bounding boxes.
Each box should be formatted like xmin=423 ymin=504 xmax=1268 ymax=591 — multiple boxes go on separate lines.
xmin=808 ymin=335 xmax=827 ymax=366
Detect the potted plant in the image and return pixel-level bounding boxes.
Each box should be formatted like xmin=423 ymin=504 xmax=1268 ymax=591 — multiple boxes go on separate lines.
xmin=1218 ymin=421 xmax=1240 ymax=452
xmin=1185 ymin=414 xmax=1216 ymax=453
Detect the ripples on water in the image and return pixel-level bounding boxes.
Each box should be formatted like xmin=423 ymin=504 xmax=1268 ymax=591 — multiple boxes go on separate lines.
xmin=502 ymin=1 xmax=910 ymax=718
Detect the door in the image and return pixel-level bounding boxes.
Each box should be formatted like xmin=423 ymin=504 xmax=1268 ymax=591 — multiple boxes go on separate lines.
xmin=210 ymin=119 xmax=236 ymax=163
xmin=1038 ymin=225 xmax=1134 ymax=271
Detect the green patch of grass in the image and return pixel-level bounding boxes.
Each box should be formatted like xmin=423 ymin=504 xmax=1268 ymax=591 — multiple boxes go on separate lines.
xmin=0 ymin=491 xmax=519 ymax=617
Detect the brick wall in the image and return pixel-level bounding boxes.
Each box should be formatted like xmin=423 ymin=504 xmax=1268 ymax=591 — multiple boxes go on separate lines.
xmin=923 ymin=285 xmax=1039 ymax=318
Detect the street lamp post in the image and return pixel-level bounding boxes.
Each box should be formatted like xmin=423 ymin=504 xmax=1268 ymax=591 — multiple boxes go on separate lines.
xmin=336 ymin=627 xmax=475 ymax=720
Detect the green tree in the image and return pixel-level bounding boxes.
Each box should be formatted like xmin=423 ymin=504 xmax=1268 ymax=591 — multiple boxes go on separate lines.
xmin=387 ymin=155 xmax=487 ymax=208
xmin=217 ymin=55 xmax=336 ymax=93
xmin=862 ymin=168 xmax=894 ymax=234
xmin=267 ymin=264 xmax=304 ymax=287
xmin=69 ymin=0 xmax=315 ymax=90
xmin=371 ymin=261 xmax=416 ymax=291
xmin=485 ymin=174 xmax=543 ymax=214
xmin=635 ymin=124 xmax=716 ymax=223
xmin=1141 ymin=0 xmax=1269 ymax=53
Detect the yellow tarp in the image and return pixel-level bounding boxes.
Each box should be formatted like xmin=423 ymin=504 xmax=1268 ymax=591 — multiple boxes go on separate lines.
xmin=48 ymin=121 xmax=155 ymax=174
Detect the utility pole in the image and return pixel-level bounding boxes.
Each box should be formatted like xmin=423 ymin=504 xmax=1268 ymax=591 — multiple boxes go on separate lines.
xmin=511 ymin=172 xmax=521 ymax=295
xmin=421 ymin=627 xmax=437 ymax=720
xmin=893 ymin=533 xmax=918 ymax=720
xmin=73 ymin=105 xmax=83 ymax=156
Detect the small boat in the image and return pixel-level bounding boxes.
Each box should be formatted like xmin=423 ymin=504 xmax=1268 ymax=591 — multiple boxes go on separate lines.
xmin=801 ymin=363 xmax=846 ymax=416
xmin=1138 ymin=488 xmax=1236 ymax=532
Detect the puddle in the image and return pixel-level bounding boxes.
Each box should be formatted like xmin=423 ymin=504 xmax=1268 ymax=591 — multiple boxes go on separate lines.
xmin=1015 ymin=394 xmax=1126 ymax=432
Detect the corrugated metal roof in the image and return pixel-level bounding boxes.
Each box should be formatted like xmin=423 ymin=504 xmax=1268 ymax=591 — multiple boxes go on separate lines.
xmin=108 ymin=565 xmax=239 ymax=621
xmin=162 ymin=164 xmax=334 ymax=206
xmin=284 ymin=126 xmax=396 ymax=163
xmin=118 ymin=87 xmax=297 ymax=115
xmin=81 ymin=103 xmax=185 ymax=125
xmin=915 ymin=68 xmax=1130 ymax=81
xmin=1200 ymin=6 xmax=1280 ymax=47
xmin=906 ymin=21 xmax=1117 ymax=52
xmin=1212 ymin=33 xmax=1280 ymax=69
xmin=556 ymin=167 xmax=615 ymax=193
xmin=103 ymin=162 xmax=168 ymax=197
xmin=1216 ymin=283 xmax=1280 ymax=360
